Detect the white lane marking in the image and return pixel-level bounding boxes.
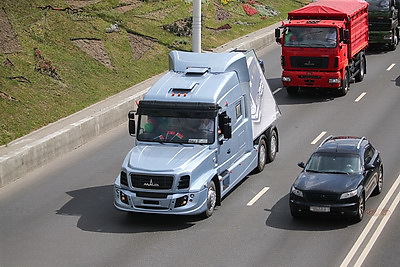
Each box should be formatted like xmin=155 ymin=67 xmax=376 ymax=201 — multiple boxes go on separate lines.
xmin=386 ymin=63 xmax=395 ymax=71
xmin=355 ymin=175 xmax=400 ymax=266
xmin=311 ymin=131 xmax=327 ymax=145
xmin=355 ymin=92 xmax=366 ymax=102
xmin=247 ymin=187 xmax=270 ymax=206
xmin=340 ymin=173 xmax=400 ymax=267
xmin=273 ymin=87 xmax=283 ymax=95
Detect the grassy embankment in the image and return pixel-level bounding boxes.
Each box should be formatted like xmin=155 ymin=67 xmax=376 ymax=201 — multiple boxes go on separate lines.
xmin=0 ymin=0 xmax=309 ymax=146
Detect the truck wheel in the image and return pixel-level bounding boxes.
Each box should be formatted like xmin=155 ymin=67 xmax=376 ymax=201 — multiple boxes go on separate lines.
xmin=338 ymin=70 xmax=349 ymax=96
xmin=390 ymin=31 xmax=398 ymax=51
xmin=255 ymin=138 xmax=267 ymax=173
xmin=266 ymin=130 xmax=278 ymax=163
xmin=355 ymin=55 xmax=365 ymax=82
xmin=204 ymin=180 xmax=217 ymax=218
xmin=286 ymin=86 xmax=299 ymax=96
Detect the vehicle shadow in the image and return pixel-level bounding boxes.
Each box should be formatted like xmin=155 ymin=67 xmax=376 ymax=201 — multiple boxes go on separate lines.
xmin=56 ymin=185 xmax=200 ymax=233
xmin=265 ymin=194 xmax=357 ymax=231
xmin=267 ymin=77 xmax=337 ymax=106
xmin=394 ymin=75 xmax=400 ymax=87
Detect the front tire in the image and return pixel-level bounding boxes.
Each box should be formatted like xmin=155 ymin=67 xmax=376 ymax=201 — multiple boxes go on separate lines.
xmin=338 ymin=69 xmax=349 ymax=96
xmin=204 ymin=180 xmax=217 ymax=218
xmin=353 ymin=194 xmax=365 ymax=223
xmin=254 ymin=138 xmax=267 ymax=173
xmin=389 ymin=31 xmax=398 ymax=51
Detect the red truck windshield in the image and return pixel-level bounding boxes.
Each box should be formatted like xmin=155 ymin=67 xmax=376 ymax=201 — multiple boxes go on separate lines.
xmin=283 ymin=26 xmax=337 ymax=48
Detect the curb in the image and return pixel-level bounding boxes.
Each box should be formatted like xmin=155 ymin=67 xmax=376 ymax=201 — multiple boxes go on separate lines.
xmin=0 ymin=22 xmax=280 ymax=188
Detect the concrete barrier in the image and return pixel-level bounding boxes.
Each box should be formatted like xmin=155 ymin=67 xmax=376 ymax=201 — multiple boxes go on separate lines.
xmin=0 ymin=22 xmax=280 ymax=188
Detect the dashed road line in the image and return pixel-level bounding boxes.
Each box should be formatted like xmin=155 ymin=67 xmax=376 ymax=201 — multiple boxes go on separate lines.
xmin=311 ymin=131 xmax=327 ymax=145
xmin=247 ymin=187 xmax=269 ymax=206
xmin=386 ymin=63 xmax=395 ymax=71
xmin=355 ymin=92 xmax=367 ymax=102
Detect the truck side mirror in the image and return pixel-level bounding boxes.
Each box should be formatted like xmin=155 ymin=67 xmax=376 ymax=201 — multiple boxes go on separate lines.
xmin=343 ymin=29 xmax=350 ymax=44
xmin=218 ymin=112 xmax=232 ymax=140
xmin=128 ymin=111 xmax=136 ymax=136
xmin=275 ymin=28 xmax=282 ymax=44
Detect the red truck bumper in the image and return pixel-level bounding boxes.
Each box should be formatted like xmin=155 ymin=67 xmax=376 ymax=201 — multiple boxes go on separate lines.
xmin=282 ymin=70 xmax=342 ymax=89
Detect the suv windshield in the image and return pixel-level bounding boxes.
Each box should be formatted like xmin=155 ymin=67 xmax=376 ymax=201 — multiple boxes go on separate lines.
xmin=283 ymin=26 xmax=337 ymax=48
xmin=367 ymin=0 xmax=390 ymax=12
xmin=137 ymin=115 xmax=215 ymax=144
xmin=305 ymin=153 xmax=361 ymax=174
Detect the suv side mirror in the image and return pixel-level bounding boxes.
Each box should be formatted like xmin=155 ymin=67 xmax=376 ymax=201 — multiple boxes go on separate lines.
xmin=365 ymin=163 xmax=375 ymax=170
xmin=128 ymin=111 xmax=136 ymax=136
xmin=298 ymin=162 xmax=305 ymax=168
xmin=343 ymin=29 xmax=350 ymax=44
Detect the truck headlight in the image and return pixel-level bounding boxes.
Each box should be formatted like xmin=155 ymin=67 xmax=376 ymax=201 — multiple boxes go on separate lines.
xmin=291 ymin=186 xmax=303 ymax=197
xmin=329 ymin=78 xmax=341 ymax=83
xmin=282 ymin=76 xmax=291 ymax=82
xmin=340 ymin=189 xmax=358 ymax=199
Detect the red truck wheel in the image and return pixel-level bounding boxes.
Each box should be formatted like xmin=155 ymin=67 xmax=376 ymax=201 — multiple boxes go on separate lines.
xmin=338 ymin=70 xmax=349 ymax=96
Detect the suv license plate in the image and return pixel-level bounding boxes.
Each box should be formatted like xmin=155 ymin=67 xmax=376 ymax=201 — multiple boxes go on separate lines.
xmin=310 ymin=206 xmax=330 ymax=212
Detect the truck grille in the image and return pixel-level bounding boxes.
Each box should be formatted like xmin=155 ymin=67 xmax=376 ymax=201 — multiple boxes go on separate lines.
xmin=130 ymin=174 xmax=174 ymax=190
xmin=290 ymin=57 xmax=329 ymax=69
xmin=305 ymin=192 xmax=338 ymax=202
xmin=368 ymin=21 xmax=392 ymax=31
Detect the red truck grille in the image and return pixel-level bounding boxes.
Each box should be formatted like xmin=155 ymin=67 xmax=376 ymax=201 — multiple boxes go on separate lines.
xmin=290 ymin=56 xmax=329 ymax=69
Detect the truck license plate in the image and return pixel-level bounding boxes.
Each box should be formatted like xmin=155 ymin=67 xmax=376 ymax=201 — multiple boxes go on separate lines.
xmin=310 ymin=206 xmax=330 ymax=212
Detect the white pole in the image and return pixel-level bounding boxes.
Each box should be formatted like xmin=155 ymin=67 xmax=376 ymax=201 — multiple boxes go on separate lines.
xmin=192 ymin=0 xmax=201 ymax=52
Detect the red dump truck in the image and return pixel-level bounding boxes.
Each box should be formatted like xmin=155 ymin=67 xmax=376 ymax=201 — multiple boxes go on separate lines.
xmin=275 ymin=0 xmax=369 ymax=96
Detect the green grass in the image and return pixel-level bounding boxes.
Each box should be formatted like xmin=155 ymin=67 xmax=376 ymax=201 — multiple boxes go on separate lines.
xmin=0 ymin=0 xmax=309 ymax=145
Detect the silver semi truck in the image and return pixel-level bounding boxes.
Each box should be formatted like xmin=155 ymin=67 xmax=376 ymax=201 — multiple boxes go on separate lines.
xmin=114 ymin=50 xmax=281 ymax=218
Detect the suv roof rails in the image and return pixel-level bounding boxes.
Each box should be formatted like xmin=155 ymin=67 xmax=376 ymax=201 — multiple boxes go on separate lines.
xmin=318 ymin=135 xmax=333 ymax=148
xmin=357 ymin=136 xmax=366 ymax=149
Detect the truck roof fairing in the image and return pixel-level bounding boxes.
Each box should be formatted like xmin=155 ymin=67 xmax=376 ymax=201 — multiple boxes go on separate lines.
xmin=168 ymin=50 xmax=250 ymax=83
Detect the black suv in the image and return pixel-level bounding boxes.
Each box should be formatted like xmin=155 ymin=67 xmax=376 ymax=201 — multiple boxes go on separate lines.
xmin=289 ymin=136 xmax=383 ymax=222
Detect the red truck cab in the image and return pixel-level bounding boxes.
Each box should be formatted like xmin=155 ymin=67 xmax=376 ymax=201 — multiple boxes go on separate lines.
xmin=276 ymin=0 xmax=369 ymax=96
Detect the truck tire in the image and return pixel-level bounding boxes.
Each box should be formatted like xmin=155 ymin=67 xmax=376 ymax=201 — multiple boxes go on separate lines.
xmin=266 ymin=130 xmax=278 ymax=163
xmin=254 ymin=137 xmax=267 ymax=173
xmin=338 ymin=69 xmax=349 ymax=96
xmin=204 ymin=180 xmax=217 ymax=218
xmin=286 ymin=86 xmax=299 ymax=96
xmin=355 ymin=55 xmax=365 ymax=82
xmin=389 ymin=30 xmax=398 ymax=51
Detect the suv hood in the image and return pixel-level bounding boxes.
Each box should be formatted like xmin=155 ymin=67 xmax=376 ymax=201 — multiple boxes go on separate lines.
xmin=294 ymin=172 xmax=363 ymax=193
xmin=126 ymin=144 xmax=213 ymax=172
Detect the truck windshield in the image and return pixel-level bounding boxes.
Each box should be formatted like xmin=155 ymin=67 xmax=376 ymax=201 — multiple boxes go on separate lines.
xmin=367 ymin=0 xmax=390 ymax=12
xmin=137 ymin=115 xmax=215 ymax=144
xmin=283 ymin=26 xmax=337 ymax=48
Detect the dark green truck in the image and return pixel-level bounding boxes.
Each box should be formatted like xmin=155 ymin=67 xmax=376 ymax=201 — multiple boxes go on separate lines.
xmin=367 ymin=0 xmax=400 ymax=50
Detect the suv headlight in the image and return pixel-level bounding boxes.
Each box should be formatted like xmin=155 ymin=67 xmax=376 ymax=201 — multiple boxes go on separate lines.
xmin=291 ymin=186 xmax=303 ymax=197
xmin=340 ymin=188 xmax=358 ymax=199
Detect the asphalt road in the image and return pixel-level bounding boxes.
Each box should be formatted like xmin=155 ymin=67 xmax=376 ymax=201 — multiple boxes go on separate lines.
xmin=1 ymin=43 xmax=400 ymax=267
